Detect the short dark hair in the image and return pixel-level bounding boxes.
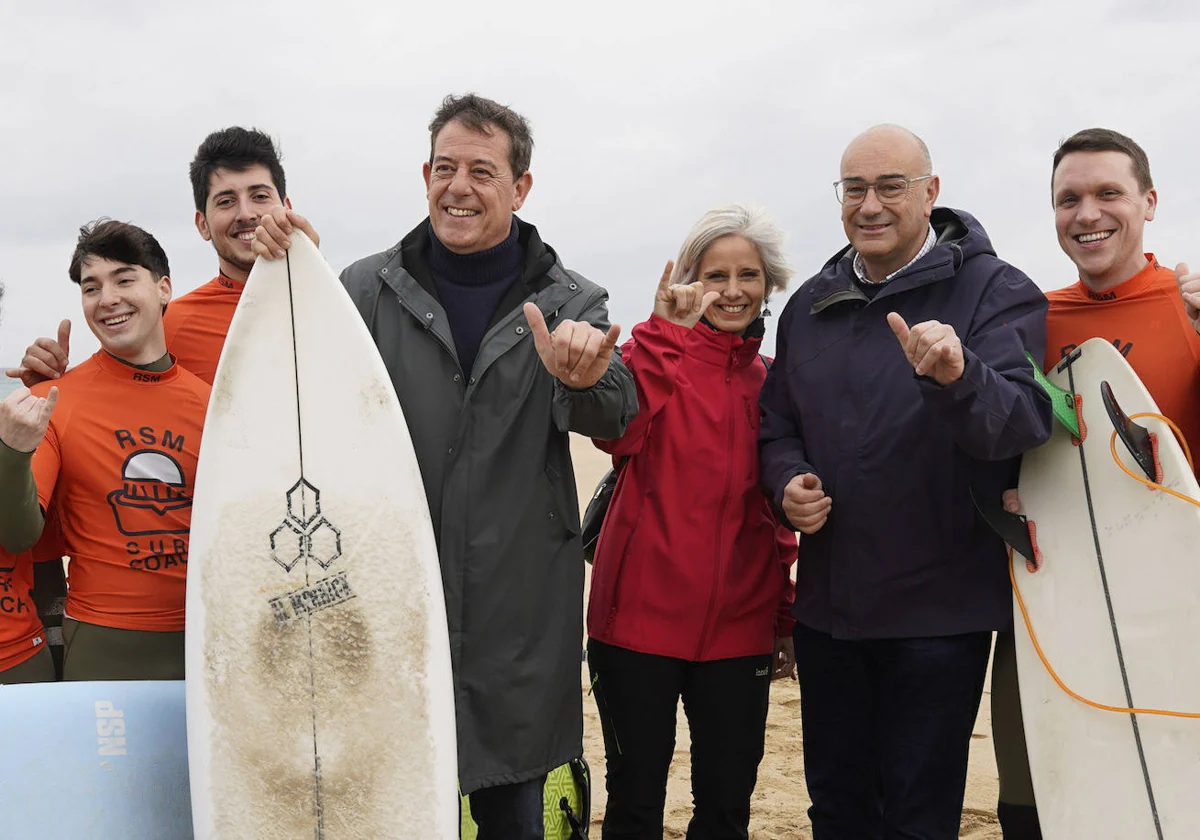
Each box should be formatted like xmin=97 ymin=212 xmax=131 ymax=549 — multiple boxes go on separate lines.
xmin=1052 ymin=128 xmax=1153 ymax=194
xmin=189 ymin=127 xmax=286 ymax=212
xmin=68 ymin=220 xmax=170 ymax=285
xmin=428 ymin=93 xmax=534 ymax=178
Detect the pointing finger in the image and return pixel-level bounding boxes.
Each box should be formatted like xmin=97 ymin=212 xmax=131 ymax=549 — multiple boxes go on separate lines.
xmin=1176 ymin=262 xmax=1191 ymax=285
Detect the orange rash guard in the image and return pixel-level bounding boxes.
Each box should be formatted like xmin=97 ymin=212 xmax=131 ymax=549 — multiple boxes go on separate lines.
xmin=1044 ymin=255 xmax=1200 ymax=477
xmin=29 ymin=351 xmax=210 ymax=631
xmin=0 ymin=518 xmax=64 ymax=672
xmin=163 ymin=274 xmax=243 ymax=385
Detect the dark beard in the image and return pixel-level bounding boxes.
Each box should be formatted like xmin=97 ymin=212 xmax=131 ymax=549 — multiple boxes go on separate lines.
xmin=216 ymin=242 xmax=255 ymax=275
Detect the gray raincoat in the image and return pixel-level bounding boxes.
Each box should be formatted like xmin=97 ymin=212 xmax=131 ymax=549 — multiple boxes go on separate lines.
xmin=341 ymin=218 xmax=636 ymax=792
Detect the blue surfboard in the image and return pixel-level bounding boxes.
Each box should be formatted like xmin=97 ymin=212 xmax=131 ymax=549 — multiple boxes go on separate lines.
xmin=0 ymin=680 xmax=192 ymax=839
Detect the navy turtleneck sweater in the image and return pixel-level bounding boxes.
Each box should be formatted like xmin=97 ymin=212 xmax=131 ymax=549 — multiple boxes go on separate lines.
xmin=427 ymin=219 xmax=524 ymax=376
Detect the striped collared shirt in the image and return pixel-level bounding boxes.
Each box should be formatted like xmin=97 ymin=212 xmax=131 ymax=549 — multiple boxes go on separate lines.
xmin=853 ymin=225 xmax=938 ymax=285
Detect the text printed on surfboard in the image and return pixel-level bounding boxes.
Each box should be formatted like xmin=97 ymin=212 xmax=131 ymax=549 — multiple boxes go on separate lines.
xmin=267 ymin=477 xmax=357 ymax=622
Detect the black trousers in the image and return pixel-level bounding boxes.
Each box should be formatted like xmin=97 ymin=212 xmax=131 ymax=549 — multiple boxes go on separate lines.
xmin=468 ymin=773 xmax=547 ymax=840
xmin=587 ymin=638 xmax=772 ymax=840
xmin=792 ymin=622 xmax=992 ymax=840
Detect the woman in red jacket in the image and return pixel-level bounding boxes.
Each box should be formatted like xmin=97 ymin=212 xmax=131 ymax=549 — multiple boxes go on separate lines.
xmin=588 ymin=204 xmax=797 ymax=839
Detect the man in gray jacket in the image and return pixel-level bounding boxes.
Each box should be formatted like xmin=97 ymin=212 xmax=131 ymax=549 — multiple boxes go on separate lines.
xmin=254 ymin=94 xmax=637 ymax=838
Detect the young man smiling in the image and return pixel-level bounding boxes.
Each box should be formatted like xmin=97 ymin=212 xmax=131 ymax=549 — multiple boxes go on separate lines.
xmin=8 ymin=127 xmax=314 ymax=387
xmin=993 ymin=128 xmax=1200 ymax=839
xmin=0 ymin=221 xmax=210 ymax=680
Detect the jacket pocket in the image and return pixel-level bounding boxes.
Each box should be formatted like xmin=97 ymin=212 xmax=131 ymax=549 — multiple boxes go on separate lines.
xmin=784 ymin=318 xmax=855 ymax=370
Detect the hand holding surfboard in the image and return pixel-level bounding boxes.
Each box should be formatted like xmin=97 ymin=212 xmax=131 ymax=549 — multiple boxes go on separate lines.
xmin=250 ymin=204 xmax=321 ymax=259
xmin=524 ymin=301 xmax=621 ymax=389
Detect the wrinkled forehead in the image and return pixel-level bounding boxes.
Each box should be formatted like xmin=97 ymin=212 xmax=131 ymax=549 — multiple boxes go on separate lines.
xmin=432 ymin=119 xmax=512 ymax=161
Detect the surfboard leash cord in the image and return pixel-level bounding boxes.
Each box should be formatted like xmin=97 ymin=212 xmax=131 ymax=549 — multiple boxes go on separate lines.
xmin=1107 ymin=411 xmax=1192 ymax=501
xmin=1010 ymin=408 xmax=1200 ymax=720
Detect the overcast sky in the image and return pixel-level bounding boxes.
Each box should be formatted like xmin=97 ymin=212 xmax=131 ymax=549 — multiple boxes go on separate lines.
xmin=1 ymin=0 xmax=1197 ymax=366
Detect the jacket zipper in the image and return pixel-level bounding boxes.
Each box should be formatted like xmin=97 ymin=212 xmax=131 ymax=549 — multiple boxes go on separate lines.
xmin=744 ymin=393 xmax=757 ymax=480
xmin=694 ymin=353 xmax=736 ymax=659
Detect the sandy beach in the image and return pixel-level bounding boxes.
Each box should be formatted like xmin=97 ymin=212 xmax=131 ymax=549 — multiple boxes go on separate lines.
xmin=569 ymin=434 xmax=1002 ymax=839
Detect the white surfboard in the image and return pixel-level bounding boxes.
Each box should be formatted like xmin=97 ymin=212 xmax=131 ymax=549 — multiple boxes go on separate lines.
xmin=0 ymin=680 xmax=192 ymax=839
xmin=1013 ymin=337 xmax=1200 ymax=839
xmin=185 ymin=233 xmax=457 ymax=840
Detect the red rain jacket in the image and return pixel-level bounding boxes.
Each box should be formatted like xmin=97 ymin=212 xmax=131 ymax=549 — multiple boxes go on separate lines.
xmin=589 ymin=314 xmax=796 ymax=661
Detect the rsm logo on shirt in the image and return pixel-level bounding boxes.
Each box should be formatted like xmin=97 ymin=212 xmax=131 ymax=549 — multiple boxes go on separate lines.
xmin=95 ymin=700 xmax=127 ymax=756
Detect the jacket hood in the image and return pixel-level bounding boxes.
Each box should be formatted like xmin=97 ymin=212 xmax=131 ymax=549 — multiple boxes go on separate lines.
xmin=823 ymin=206 xmax=995 ymax=274
xmin=808 ymin=207 xmax=998 ymax=311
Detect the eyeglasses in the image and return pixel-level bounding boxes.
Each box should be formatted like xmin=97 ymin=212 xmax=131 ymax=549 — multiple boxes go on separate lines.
xmin=833 ymin=175 xmax=934 ymax=206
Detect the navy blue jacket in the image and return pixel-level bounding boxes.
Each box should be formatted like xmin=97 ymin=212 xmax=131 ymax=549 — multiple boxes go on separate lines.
xmin=759 ymin=207 xmax=1052 ymax=639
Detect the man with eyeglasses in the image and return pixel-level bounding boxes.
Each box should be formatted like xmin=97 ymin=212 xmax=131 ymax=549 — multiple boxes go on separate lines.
xmin=759 ymin=123 xmax=1052 ymax=838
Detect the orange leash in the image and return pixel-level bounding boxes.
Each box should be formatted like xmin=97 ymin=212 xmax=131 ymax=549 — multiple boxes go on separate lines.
xmin=1010 ymin=410 xmax=1200 ymax=719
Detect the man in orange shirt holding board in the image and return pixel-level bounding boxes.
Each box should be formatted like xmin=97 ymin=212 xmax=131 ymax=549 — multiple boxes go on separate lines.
xmin=992 ymin=128 xmax=1200 ymax=837
xmin=0 ymin=221 xmax=210 ymax=680
xmin=9 ymin=127 xmax=314 ymax=388
xmin=2 ymin=130 xmax=312 ymax=682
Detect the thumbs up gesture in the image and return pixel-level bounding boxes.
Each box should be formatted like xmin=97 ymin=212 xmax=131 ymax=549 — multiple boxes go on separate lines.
xmin=782 ymin=473 xmax=831 ymax=535
xmin=653 ymin=260 xmax=721 ymax=329
xmin=887 ymin=311 xmax=964 ymax=385
xmin=6 ymin=319 xmax=71 ymax=387
xmin=1176 ymin=262 xmax=1200 ymax=335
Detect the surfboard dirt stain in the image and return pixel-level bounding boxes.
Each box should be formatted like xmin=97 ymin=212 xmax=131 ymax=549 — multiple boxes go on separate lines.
xmin=198 ymin=502 xmax=443 ymax=838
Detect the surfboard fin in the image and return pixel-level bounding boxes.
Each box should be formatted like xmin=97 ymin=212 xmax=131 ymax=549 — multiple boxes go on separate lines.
xmin=1100 ymin=381 xmax=1157 ymax=481
xmin=970 ymin=484 xmax=1035 ymax=562
xmin=1027 ymin=352 xmax=1080 ymax=438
